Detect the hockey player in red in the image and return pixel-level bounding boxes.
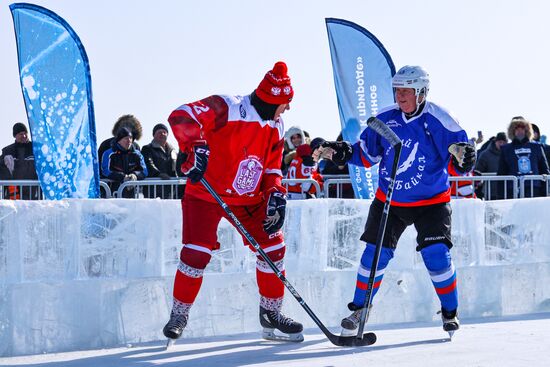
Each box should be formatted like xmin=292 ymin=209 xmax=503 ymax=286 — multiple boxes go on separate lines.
xmin=163 ymin=62 xmax=303 ymax=342
xmin=286 ymin=138 xmax=325 ymax=199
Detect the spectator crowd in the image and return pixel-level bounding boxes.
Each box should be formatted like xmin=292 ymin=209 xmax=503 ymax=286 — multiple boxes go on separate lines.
xmin=1 ymin=114 xmax=549 ymax=201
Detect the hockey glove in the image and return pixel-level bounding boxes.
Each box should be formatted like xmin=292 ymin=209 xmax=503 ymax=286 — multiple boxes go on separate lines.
xmin=321 ymin=141 xmax=353 ymax=165
xmin=450 ymin=142 xmax=476 ymax=173
xmin=123 ymin=173 xmax=138 ymax=182
xmin=296 ymin=144 xmax=315 ymax=166
xmin=181 ymin=141 xmax=210 ymax=183
xmin=263 ymin=190 xmax=287 ymax=235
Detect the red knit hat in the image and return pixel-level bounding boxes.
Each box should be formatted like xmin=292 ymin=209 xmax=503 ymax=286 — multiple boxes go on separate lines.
xmin=255 ymin=61 xmax=293 ymax=105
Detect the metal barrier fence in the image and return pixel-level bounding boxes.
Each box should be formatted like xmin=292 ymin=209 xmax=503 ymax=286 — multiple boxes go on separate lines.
xmin=2 ymin=175 xmax=548 ymax=200
xmin=323 ymin=177 xmax=353 ymax=199
xmin=448 ymin=175 xmax=519 ymax=200
xmin=0 ymin=180 xmax=43 ymax=200
xmin=115 ymin=178 xmax=187 ymax=199
xmin=519 ymin=175 xmax=549 ymax=198
xmin=324 ymin=175 xmax=524 ymax=200
xmin=114 ymin=178 xmax=322 ymax=199
xmin=281 ymin=178 xmax=322 ymax=199
xmin=99 ymin=181 xmax=112 ymax=198
xmin=0 ymin=180 xmax=112 ymax=199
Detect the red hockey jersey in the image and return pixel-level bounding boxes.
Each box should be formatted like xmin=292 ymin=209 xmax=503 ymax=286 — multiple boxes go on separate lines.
xmin=286 ymin=157 xmax=323 ymax=197
xmin=447 ymin=159 xmax=476 ymax=199
xmin=168 ymin=95 xmax=285 ymax=205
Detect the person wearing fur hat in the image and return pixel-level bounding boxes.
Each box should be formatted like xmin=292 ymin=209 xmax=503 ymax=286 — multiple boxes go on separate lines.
xmin=141 ymin=123 xmax=178 ymax=198
xmin=497 ymin=116 xmax=549 ymax=198
xmin=164 ymin=61 xmax=303 ymax=343
xmin=100 ymin=127 xmax=147 ymax=198
xmin=281 ymin=126 xmax=305 ymax=175
xmin=98 ymin=114 xmax=143 ymax=178
xmin=0 ymin=122 xmax=39 ymax=199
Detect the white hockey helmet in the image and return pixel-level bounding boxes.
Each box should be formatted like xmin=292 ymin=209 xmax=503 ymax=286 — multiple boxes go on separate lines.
xmin=392 ymin=65 xmax=430 ymax=97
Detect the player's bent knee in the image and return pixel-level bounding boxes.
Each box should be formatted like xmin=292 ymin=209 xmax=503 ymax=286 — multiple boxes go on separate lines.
xmin=361 ymin=242 xmax=394 ymax=269
xmin=420 ymin=242 xmax=451 ymax=271
xmin=180 ymin=245 xmax=212 ymax=269
xmin=258 ymin=243 xmax=286 ymax=263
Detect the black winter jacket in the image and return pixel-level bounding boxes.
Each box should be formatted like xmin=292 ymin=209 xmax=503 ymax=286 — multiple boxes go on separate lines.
xmin=497 ymin=138 xmax=549 ymax=197
xmin=0 ymin=141 xmax=37 ymax=180
xmin=141 ymin=141 xmax=177 ymax=177
xmin=101 ymin=141 xmax=147 ymax=192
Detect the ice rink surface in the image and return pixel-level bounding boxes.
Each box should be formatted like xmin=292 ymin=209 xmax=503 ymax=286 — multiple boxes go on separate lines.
xmin=2 ymin=313 xmax=549 ymax=367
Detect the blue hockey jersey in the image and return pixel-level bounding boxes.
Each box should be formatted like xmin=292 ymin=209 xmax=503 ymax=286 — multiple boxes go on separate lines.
xmin=349 ymin=101 xmax=469 ymax=206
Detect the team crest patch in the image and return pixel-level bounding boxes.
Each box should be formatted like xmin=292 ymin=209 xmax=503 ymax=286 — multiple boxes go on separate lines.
xmin=271 ymin=87 xmax=281 ymax=96
xmin=386 ymin=119 xmax=402 ymax=128
xmin=233 ymin=157 xmax=263 ymax=195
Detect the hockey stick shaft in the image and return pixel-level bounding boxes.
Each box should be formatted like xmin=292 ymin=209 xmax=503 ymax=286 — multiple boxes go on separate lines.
xmin=200 ymin=178 xmax=374 ymax=346
xmin=356 ymin=117 xmax=403 ymax=338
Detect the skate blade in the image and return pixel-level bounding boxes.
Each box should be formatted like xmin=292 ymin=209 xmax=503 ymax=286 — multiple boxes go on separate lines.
xmin=443 ymin=323 xmax=459 ymax=339
xmin=165 ymin=338 xmax=177 ymax=350
xmin=262 ymin=328 xmax=304 ymax=342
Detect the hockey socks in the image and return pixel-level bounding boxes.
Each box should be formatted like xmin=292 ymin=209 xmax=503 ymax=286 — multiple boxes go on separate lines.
xmin=352 ymin=243 xmax=394 ymax=308
xmin=421 ymin=242 xmax=458 ymax=312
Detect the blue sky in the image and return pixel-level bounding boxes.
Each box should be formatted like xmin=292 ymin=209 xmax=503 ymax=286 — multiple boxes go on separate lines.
xmin=1 ymin=0 xmax=549 ymax=151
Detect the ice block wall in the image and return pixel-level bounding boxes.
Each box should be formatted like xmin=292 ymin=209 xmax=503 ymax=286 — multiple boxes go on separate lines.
xmin=1 ymin=198 xmax=549 ymax=356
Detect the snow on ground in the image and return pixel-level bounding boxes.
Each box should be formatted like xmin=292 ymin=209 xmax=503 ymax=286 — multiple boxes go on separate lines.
xmin=2 ymin=313 xmax=549 ymax=367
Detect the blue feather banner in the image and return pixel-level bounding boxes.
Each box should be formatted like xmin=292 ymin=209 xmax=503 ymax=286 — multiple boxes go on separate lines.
xmin=326 ymin=18 xmax=395 ymax=199
xmin=10 ymin=3 xmax=100 ymax=199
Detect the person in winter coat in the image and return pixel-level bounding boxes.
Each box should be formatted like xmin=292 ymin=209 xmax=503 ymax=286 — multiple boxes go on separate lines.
xmin=163 ymin=61 xmax=303 ymax=343
xmin=317 ymin=132 xmax=355 ymax=198
xmin=475 ymin=132 xmax=507 ymax=199
xmin=285 ymin=137 xmax=325 ymax=199
xmin=101 ymin=127 xmax=147 ymax=198
xmin=98 ymin=114 xmax=143 ymax=178
xmin=141 ymin=123 xmax=178 ymax=198
xmin=497 ymin=117 xmax=549 ymax=198
xmin=0 ymin=123 xmax=39 ymax=199
xmin=281 ymin=126 xmax=305 ymax=176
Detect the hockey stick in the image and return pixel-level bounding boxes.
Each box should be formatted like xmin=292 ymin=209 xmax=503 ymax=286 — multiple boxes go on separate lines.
xmin=200 ymin=177 xmax=376 ymax=347
xmin=355 ymin=117 xmax=403 ymax=339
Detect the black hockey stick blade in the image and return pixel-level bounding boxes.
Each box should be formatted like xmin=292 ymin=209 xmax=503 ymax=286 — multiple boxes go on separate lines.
xmin=328 ymin=331 xmax=377 ymax=347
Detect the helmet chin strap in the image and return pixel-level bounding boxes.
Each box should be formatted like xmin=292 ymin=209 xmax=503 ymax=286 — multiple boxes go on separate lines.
xmin=405 ymin=92 xmax=426 ymax=118
xmin=415 ymin=91 xmax=426 ymax=113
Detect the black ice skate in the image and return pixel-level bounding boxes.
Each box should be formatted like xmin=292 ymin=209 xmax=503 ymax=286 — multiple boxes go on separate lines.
xmin=259 ymin=306 xmax=304 ymax=342
xmin=340 ymin=302 xmax=369 ymax=336
xmin=441 ymin=308 xmax=460 ymax=339
xmin=163 ymin=312 xmax=188 ymax=348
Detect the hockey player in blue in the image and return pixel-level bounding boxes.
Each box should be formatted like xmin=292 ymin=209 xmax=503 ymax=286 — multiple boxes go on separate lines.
xmin=322 ymin=66 xmax=476 ymax=338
